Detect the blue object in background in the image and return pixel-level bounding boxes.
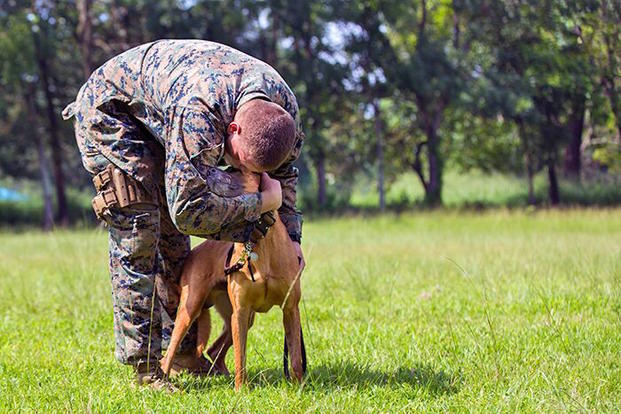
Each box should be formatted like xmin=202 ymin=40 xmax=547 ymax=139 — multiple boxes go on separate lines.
xmin=0 ymin=187 xmax=28 ymax=201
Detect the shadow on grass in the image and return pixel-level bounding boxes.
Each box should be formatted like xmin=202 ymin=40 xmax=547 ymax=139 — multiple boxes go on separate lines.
xmin=179 ymin=361 xmax=460 ymax=396
xmin=303 ymin=362 xmax=460 ymax=396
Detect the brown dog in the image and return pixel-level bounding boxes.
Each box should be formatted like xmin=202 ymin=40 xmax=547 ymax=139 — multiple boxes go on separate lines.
xmin=160 ymin=172 xmax=306 ymax=389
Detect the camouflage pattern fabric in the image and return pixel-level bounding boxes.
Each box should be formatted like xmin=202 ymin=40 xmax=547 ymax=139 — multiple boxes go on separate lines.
xmin=73 ymin=133 xmax=197 ymax=365
xmin=63 ymin=40 xmax=304 ymax=366
xmin=63 ymin=39 xmax=303 ymax=241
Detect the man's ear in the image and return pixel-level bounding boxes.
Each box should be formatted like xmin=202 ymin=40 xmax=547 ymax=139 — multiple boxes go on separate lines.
xmin=228 ymin=122 xmax=241 ymax=134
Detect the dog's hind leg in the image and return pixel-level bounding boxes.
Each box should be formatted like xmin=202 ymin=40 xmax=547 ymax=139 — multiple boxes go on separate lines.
xmin=195 ymin=308 xmax=211 ymax=357
xmin=283 ymin=326 xmax=307 ymax=379
xmin=207 ymin=294 xmax=234 ymax=375
xmin=282 ymin=305 xmax=304 ymax=382
xmin=207 ymin=330 xmax=231 ymax=375
xmin=301 ymin=327 xmax=307 ymax=374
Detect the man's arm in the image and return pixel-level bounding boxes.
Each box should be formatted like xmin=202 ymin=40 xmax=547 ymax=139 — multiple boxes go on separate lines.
xmin=165 ymin=104 xmax=261 ymax=239
xmin=270 ymin=129 xmax=305 ymax=243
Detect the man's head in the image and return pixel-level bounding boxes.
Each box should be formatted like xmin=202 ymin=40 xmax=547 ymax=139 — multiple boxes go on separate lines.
xmin=224 ymin=99 xmax=296 ymax=173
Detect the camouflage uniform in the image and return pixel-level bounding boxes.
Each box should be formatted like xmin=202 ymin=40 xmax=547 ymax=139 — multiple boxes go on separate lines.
xmin=62 ymin=40 xmax=303 ymax=366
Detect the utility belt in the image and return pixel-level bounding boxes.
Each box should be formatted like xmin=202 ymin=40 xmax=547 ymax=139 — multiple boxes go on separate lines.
xmin=91 ymin=164 xmax=154 ymax=220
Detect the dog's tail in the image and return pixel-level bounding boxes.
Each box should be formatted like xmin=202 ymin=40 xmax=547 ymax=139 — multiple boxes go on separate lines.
xmin=283 ymin=327 xmax=307 ymax=379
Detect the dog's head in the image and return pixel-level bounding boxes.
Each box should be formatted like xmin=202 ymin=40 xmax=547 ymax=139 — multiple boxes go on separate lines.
xmin=238 ymin=170 xmax=261 ymax=194
xmin=206 ymin=167 xmax=261 ymax=198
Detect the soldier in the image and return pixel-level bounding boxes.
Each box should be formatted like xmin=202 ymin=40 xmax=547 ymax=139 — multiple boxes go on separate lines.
xmin=62 ymin=39 xmax=305 ymax=390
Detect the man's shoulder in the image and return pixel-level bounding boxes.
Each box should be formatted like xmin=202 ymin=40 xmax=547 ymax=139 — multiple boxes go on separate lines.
xmin=146 ymin=40 xmax=298 ymax=123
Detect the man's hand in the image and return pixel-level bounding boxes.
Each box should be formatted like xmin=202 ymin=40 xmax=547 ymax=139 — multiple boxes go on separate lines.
xmin=259 ymin=172 xmax=282 ymax=213
xmin=293 ymin=241 xmax=305 ymax=273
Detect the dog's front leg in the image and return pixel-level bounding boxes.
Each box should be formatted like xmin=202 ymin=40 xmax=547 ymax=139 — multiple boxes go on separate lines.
xmin=283 ymin=305 xmax=304 ymax=382
xmin=231 ymin=305 xmax=251 ymax=390
xmin=161 ymin=286 xmax=191 ymax=376
xmin=160 ymin=284 xmax=207 ymax=376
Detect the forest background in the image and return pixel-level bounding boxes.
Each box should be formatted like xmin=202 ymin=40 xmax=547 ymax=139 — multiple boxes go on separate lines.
xmin=1 ymin=0 xmax=620 ymax=228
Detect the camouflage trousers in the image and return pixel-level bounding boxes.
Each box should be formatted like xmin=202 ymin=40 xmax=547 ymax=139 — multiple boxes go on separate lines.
xmin=101 ymin=200 xmax=197 ymax=366
xmin=71 ymin=102 xmax=197 ymax=366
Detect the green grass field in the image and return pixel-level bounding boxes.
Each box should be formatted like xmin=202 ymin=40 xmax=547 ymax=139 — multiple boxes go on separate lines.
xmin=1 ymin=209 xmax=620 ymax=412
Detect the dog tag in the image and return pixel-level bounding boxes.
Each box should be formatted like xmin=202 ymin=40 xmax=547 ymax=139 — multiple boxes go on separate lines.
xmin=249 ymin=252 xmax=259 ymax=261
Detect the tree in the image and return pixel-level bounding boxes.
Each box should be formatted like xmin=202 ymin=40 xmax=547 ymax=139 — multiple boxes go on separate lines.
xmin=372 ymin=0 xmax=468 ymax=206
xmin=597 ymin=0 xmax=621 ymax=138
xmin=272 ymin=0 xmax=350 ymax=207
xmin=465 ymin=0 xmax=599 ymax=204
xmin=76 ymin=0 xmax=93 ymax=79
xmin=31 ymin=4 xmax=69 ymax=224
xmin=340 ymin=2 xmax=394 ymax=211
xmin=0 ymin=8 xmax=55 ymax=228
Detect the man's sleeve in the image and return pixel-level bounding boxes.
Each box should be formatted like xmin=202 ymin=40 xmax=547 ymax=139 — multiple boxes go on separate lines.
xmin=270 ymin=129 xmax=305 ymax=243
xmin=165 ymin=104 xmax=261 ymax=239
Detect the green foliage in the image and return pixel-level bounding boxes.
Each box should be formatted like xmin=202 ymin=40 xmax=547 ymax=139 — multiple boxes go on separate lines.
xmin=449 ymin=115 xmax=523 ymax=174
xmin=0 ymin=175 xmax=94 ymax=227
xmin=592 ymin=142 xmax=621 ymax=174
xmin=1 ymin=0 xmax=620 ymax=223
xmin=0 ymin=200 xmax=44 ymax=226
xmin=0 ymin=10 xmax=38 ymax=180
xmin=0 ymin=187 xmax=95 ymax=227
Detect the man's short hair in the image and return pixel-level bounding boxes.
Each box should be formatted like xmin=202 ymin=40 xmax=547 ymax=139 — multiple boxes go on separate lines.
xmin=235 ymin=99 xmax=296 ymax=171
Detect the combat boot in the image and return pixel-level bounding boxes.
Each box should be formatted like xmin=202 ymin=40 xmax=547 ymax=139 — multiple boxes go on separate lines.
xmin=135 ymin=362 xmax=178 ymax=392
xmin=164 ymin=352 xmax=215 ymax=378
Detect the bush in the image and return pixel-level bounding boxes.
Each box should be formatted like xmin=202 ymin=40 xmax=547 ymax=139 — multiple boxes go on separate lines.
xmin=0 ymin=188 xmax=95 ymax=228
xmin=0 ymin=199 xmax=44 ymax=226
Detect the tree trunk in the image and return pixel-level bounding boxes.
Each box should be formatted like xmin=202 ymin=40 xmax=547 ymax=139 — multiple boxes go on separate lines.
xmin=373 ymin=101 xmax=385 ymax=211
xmin=36 ymin=135 xmax=55 ymax=231
xmin=517 ymin=120 xmax=536 ymax=205
xmin=76 ymin=0 xmax=94 ymax=80
xmin=315 ymin=154 xmax=327 ymax=207
xmin=547 ymin=158 xmax=560 ymax=206
xmin=425 ymin=139 xmax=442 ymax=206
xmin=25 ymin=84 xmax=54 ymax=230
xmin=563 ymin=94 xmax=585 ymax=179
xmin=526 ymin=153 xmax=536 ymax=206
xmin=268 ymin=9 xmax=279 ymax=66
xmin=423 ymin=117 xmax=442 ymax=206
xmin=412 ymin=140 xmax=429 ymax=193
xmin=33 ymin=29 xmax=69 ymax=225
xmin=110 ymin=1 xmax=130 ymax=51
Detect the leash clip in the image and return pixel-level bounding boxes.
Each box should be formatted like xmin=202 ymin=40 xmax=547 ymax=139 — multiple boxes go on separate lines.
xmin=225 ymin=242 xmax=257 ymax=282
xmin=244 ymin=242 xmax=259 ymax=261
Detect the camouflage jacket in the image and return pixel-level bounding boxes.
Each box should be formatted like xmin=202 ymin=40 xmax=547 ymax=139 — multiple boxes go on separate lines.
xmin=64 ymin=40 xmax=303 ymax=242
